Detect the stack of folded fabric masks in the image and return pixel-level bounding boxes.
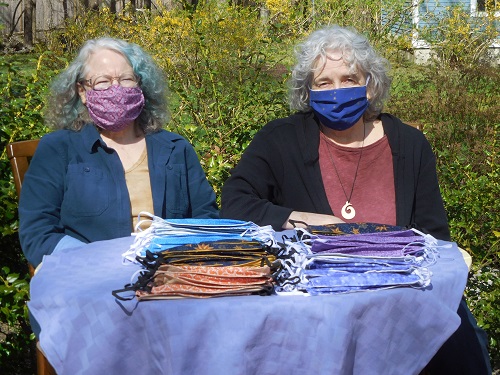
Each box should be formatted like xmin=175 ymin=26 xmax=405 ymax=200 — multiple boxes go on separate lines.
xmin=272 ymin=224 xmax=438 ymax=295
xmin=114 ymin=213 xmax=277 ymax=300
xmin=114 ymin=218 xmax=440 ymax=300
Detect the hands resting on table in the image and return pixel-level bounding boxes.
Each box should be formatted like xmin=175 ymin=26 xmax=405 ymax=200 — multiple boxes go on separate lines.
xmin=283 ymin=211 xmax=345 ymax=229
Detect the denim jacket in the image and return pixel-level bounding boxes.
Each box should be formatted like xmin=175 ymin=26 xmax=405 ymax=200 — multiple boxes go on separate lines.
xmin=19 ymin=124 xmax=218 ymax=267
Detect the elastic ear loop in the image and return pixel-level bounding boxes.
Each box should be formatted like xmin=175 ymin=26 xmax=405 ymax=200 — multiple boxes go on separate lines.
xmin=288 ymin=219 xmax=308 ymax=228
xmin=410 ymin=227 xmax=440 ymax=247
xmin=134 ymin=211 xmax=155 ymax=232
xmin=122 ymin=212 xmax=157 ymax=264
xmin=412 ymin=230 xmax=455 ymax=265
xmin=411 ymin=267 xmax=432 ymax=288
xmin=296 ymin=227 xmax=316 ymax=244
xmin=112 ymin=268 xmax=156 ymax=301
xmin=399 ymin=238 xmax=435 ymax=289
xmin=241 ymin=224 xmax=275 ymax=244
xmin=402 ymin=240 xmax=439 ymax=267
xmin=273 ymin=240 xmax=311 ymax=291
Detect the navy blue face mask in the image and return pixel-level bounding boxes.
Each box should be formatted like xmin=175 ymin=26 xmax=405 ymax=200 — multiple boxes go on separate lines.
xmin=309 ymin=83 xmax=369 ymax=131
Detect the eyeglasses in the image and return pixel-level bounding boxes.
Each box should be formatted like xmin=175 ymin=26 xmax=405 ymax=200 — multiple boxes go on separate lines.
xmin=80 ymin=73 xmax=140 ymax=91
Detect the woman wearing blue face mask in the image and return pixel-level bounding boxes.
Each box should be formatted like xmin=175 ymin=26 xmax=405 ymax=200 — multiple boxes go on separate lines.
xmin=19 ymin=37 xmax=219 ymax=270
xmin=221 ymin=25 xmax=447 ymax=236
xmin=221 ymin=25 xmax=491 ymax=374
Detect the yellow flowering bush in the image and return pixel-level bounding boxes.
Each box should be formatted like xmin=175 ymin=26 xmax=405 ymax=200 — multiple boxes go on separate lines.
xmin=419 ymin=5 xmax=499 ymax=69
xmin=2 ymin=1 xmax=500 ymax=371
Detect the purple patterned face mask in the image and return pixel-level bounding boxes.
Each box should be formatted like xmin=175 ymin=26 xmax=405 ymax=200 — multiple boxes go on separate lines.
xmin=85 ymin=85 xmax=145 ymax=132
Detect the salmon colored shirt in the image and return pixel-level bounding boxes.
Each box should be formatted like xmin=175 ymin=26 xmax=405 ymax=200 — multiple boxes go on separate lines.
xmin=319 ymin=132 xmax=396 ymax=225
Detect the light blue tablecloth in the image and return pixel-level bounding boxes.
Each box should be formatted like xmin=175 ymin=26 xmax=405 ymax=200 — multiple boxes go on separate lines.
xmin=29 ymin=236 xmax=468 ymax=375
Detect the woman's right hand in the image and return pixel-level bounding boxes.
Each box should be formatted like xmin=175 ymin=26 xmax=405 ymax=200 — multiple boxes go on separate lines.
xmin=283 ymin=211 xmax=345 ymax=229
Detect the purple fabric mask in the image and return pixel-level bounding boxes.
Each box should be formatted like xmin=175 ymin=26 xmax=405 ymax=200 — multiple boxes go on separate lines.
xmin=310 ymin=230 xmax=426 ymax=257
xmin=85 ymin=85 xmax=145 ymax=132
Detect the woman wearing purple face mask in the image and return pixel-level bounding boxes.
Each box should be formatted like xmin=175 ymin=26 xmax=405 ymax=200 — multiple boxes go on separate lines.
xmin=19 ymin=37 xmax=218 ymax=271
xmin=221 ymin=25 xmax=490 ymax=374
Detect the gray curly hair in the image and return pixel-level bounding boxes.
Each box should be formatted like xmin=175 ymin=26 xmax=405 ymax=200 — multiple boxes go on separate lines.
xmin=289 ymin=25 xmax=391 ymax=121
xmin=44 ymin=37 xmax=169 ymax=133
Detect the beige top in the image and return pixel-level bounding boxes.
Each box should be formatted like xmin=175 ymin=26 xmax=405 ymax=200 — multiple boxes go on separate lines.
xmin=125 ymin=148 xmax=154 ymax=230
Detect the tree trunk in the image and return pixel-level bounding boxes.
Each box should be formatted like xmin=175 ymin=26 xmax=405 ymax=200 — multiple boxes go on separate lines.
xmin=23 ymin=0 xmax=34 ymax=47
xmin=63 ymin=0 xmax=68 ymax=19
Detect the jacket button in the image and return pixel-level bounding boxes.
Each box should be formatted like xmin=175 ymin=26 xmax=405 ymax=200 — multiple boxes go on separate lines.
xmin=84 ymin=167 xmax=90 ymax=172
xmin=167 ymin=165 xmax=173 ymax=170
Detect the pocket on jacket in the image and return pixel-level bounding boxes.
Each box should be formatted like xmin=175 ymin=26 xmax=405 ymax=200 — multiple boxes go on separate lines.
xmin=62 ymin=164 xmax=110 ymax=216
xmin=166 ymin=164 xmax=188 ymax=215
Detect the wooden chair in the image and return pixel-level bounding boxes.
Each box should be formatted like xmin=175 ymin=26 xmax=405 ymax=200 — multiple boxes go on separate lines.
xmin=6 ymin=139 xmax=40 ymax=201
xmin=6 ymin=139 xmax=56 ymax=375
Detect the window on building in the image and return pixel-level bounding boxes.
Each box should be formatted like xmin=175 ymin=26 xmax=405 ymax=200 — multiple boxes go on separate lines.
xmin=477 ymin=0 xmax=500 ymax=11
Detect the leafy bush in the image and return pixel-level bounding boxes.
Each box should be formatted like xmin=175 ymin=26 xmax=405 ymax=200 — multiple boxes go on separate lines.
xmin=0 ymin=52 xmax=63 ymax=373
xmin=388 ymin=61 xmax=500 ymax=367
xmin=389 ymin=64 xmax=500 ymax=259
xmin=0 ymin=1 xmax=499 ymax=371
xmin=144 ymin=4 xmax=290 ymax=197
xmin=385 ymin=5 xmax=500 ymax=361
xmin=0 ymin=266 xmax=34 ymax=374
xmin=0 ymin=53 xmax=59 ymax=235
xmin=419 ymin=5 xmax=499 ymax=70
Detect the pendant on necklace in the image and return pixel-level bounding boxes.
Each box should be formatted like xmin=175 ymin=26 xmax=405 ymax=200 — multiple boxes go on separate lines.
xmin=341 ymin=201 xmax=356 ymax=220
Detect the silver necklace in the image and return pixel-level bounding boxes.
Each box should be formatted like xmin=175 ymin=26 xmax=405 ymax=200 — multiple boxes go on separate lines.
xmin=324 ymin=125 xmax=365 ymax=220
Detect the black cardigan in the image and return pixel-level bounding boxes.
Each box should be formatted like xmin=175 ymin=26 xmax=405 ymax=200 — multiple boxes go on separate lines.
xmin=221 ymin=112 xmax=450 ymax=241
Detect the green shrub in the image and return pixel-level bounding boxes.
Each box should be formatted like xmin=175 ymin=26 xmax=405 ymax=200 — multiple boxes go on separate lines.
xmin=467 ymin=251 xmax=500 ymax=368
xmin=0 ymin=1 xmax=499 ymax=370
xmin=0 ymin=53 xmax=59 ymax=373
xmin=419 ymin=5 xmax=499 ymax=70
xmin=388 ymin=61 xmax=500 ymax=366
xmin=0 ymin=266 xmax=34 ymax=373
xmin=0 ymin=53 xmax=59 ymax=235
xmin=144 ymin=4 xmax=290 ymax=198
xmin=388 ymin=67 xmax=499 ymax=249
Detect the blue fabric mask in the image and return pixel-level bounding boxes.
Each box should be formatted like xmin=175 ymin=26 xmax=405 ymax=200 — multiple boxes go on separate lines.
xmin=122 ymin=213 xmax=276 ymax=263
xmin=309 ymin=85 xmax=369 ymax=131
